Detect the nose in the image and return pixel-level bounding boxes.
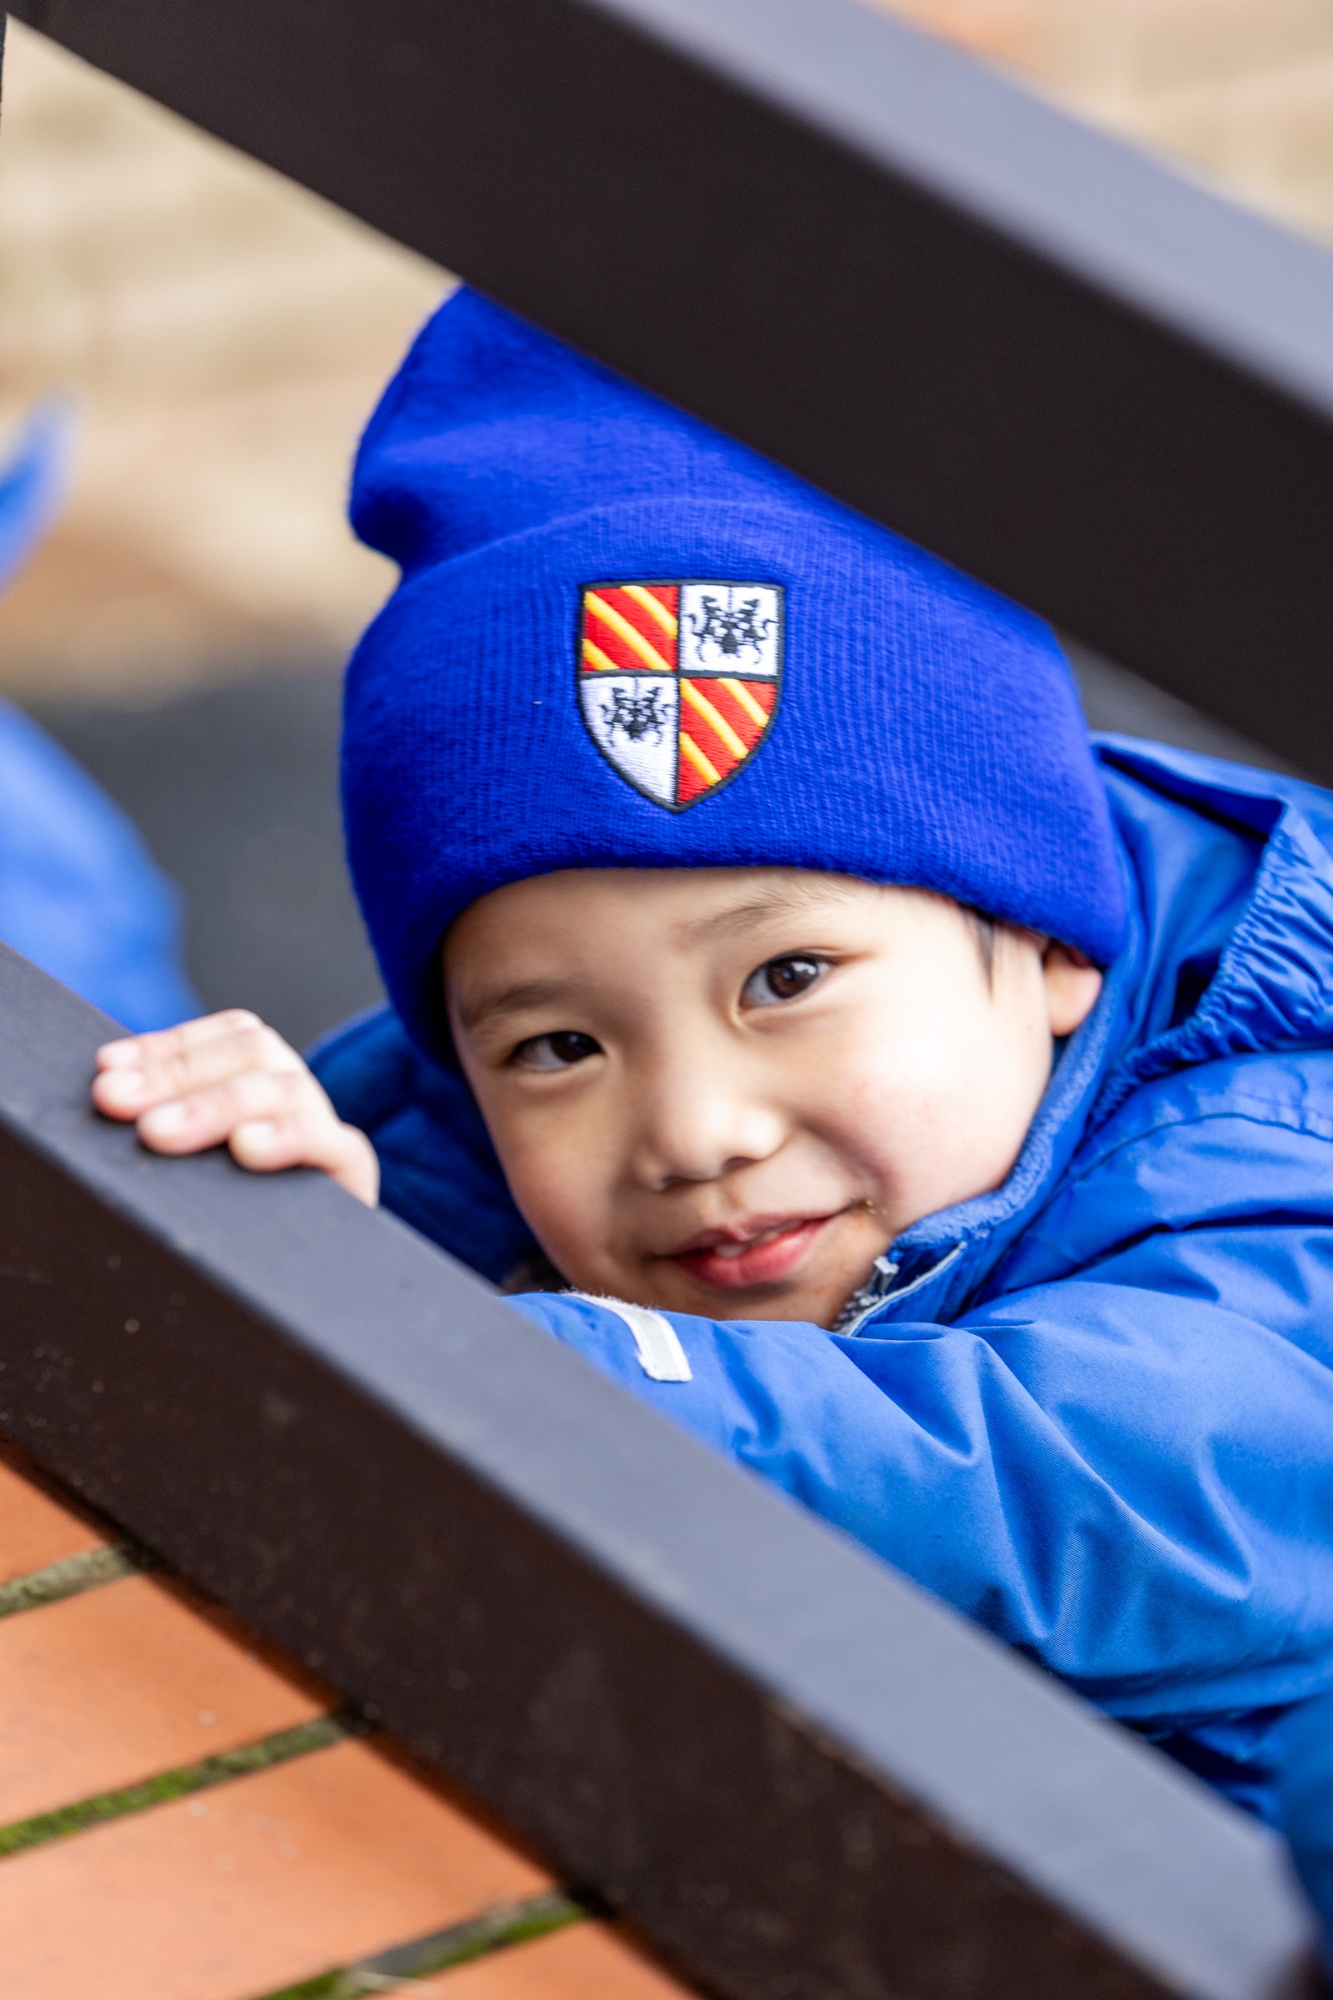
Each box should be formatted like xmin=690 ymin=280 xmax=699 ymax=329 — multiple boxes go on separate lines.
xmin=627 ymin=1042 xmax=786 ymax=1188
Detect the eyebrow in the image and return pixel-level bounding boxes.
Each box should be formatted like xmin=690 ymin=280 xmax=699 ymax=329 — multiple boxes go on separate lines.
xmin=453 ymin=977 xmax=574 ymax=1035
xmin=680 ymin=879 xmax=862 ymax=944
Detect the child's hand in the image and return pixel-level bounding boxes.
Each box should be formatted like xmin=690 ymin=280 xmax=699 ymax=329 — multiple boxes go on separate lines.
xmin=92 ymin=1010 xmax=379 ymax=1206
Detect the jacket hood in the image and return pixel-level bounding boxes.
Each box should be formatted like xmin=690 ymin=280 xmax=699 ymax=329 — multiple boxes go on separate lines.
xmin=856 ymin=737 xmax=1333 ymax=1328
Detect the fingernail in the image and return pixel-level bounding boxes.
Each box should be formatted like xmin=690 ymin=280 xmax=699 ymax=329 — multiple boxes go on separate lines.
xmin=234 ymin=1120 xmax=277 ymax=1152
xmin=140 ymin=1102 xmax=186 ymax=1137
xmin=97 ymin=1039 xmax=142 ymax=1068
xmin=96 ymin=1069 xmax=148 ymax=1107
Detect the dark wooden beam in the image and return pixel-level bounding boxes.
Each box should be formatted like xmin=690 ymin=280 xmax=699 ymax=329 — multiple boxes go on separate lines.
xmin=10 ymin=0 xmax=1333 ymax=777
xmin=0 ymin=938 xmax=1314 ymax=1996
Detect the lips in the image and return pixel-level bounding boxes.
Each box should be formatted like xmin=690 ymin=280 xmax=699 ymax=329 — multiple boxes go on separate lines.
xmin=669 ymin=1214 xmax=834 ymax=1291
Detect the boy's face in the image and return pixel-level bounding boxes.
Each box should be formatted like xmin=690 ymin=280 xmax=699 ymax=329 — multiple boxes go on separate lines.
xmin=445 ymin=869 xmax=1102 ymax=1328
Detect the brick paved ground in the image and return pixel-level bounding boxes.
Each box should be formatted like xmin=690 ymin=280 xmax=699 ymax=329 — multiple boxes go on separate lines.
xmin=0 ymin=1447 xmax=694 ymax=2000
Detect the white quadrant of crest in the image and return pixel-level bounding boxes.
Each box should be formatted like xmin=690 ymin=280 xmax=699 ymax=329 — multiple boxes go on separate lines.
xmin=678 ymin=584 xmax=781 ymax=677
xmin=581 ymin=674 xmax=679 ymax=805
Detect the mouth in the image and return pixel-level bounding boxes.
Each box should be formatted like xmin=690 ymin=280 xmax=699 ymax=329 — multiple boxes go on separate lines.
xmin=667 ymin=1213 xmax=837 ymax=1292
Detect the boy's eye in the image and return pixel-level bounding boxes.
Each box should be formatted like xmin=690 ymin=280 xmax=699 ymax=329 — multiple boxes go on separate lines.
xmin=511 ymin=1030 xmax=602 ymax=1070
xmin=741 ymin=955 xmax=826 ymax=1008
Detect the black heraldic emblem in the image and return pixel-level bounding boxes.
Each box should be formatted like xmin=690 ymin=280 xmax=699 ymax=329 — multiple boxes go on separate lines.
xmin=688 ymin=594 xmax=774 ymax=663
xmin=601 ymin=683 xmax=669 ymax=744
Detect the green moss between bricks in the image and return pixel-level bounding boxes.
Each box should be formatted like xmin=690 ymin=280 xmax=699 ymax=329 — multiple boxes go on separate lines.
xmin=0 ymin=1542 xmax=145 ymax=1620
xmin=258 ymin=1889 xmax=592 ymax=2000
xmin=0 ymin=1545 xmax=596 ymax=1994
xmin=0 ymin=1710 xmax=357 ymax=1859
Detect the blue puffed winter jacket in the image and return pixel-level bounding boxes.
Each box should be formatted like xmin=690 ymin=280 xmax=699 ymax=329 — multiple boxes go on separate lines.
xmin=312 ymin=736 xmax=1333 ymax=1824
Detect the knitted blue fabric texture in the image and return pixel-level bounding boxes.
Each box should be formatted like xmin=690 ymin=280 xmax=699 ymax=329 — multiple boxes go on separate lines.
xmin=345 ymin=288 xmax=1127 ymax=1057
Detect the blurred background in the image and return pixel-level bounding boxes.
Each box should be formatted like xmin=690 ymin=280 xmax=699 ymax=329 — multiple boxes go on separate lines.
xmin=0 ymin=3 xmax=1316 ymax=1047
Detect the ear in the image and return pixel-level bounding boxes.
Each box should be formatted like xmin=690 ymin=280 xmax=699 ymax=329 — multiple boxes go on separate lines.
xmin=1042 ymin=940 xmax=1103 ymax=1038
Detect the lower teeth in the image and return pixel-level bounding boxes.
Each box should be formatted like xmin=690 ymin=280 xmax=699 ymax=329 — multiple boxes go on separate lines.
xmin=716 ymin=1230 xmax=786 ymax=1258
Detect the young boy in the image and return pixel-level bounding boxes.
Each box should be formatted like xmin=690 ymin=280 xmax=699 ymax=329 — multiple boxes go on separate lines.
xmin=92 ymin=289 xmax=1333 ymax=1825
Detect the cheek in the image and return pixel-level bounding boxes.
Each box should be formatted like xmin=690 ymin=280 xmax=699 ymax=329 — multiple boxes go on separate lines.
xmin=801 ymin=999 xmax=1039 ymax=1214
xmin=823 ymin=1043 xmax=965 ymax=1174
xmin=481 ymin=1094 xmax=618 ymax=1273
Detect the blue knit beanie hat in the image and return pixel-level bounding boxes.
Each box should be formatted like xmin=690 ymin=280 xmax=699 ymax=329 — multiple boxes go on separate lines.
xmin=345 ymin=288 xmax=1126 ymax=1058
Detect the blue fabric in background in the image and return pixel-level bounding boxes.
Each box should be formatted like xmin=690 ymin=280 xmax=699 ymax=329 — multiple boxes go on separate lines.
xmin=1278 ymin=1691 xmax=1333 ymax=1974
xmin=0 ymin=699 xmax=197 ymax=1030
xmin=0 ymin=400 xmax=71 ymax=583
xmin=0 ymin=402 xmax=197 ymax=1030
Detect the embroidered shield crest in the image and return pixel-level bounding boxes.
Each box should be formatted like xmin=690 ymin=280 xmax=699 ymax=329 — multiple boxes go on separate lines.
xmin=579 ymin=581 xmax=783 ymax=809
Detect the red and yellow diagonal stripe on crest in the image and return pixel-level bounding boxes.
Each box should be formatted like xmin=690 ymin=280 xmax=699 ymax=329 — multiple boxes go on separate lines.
xmin=581 ymin=584 xmax=679 ymax=675
xmin=676 ymin=676 xmax=777 ymax=804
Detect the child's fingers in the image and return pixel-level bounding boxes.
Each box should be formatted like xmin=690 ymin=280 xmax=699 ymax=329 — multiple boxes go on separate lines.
xmin=96 ymin=1010 xmax=265 ymax=1071
xmin=94 ymin=1011 xmax=378 ymax=1208
xmin=135 ymin=1064 xmax=313 ymax=1156
xmin=230 ymin=1110 xmax=380 ymax=1206
xmin=93 ymin=1013 xmax=302 ymax=1121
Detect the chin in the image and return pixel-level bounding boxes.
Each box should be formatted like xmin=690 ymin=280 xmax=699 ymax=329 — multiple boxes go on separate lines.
xmin=666 ymin=1273 xmax=845 ymax=1327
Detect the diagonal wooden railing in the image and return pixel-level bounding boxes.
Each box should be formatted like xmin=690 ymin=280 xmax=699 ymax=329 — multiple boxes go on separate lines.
xmin=10 ymin=0 xmax=1333 ymax=778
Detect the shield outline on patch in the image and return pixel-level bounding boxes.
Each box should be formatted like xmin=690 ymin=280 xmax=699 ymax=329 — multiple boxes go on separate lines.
xmin=577 ymin=579 xmax=785 ymax=812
